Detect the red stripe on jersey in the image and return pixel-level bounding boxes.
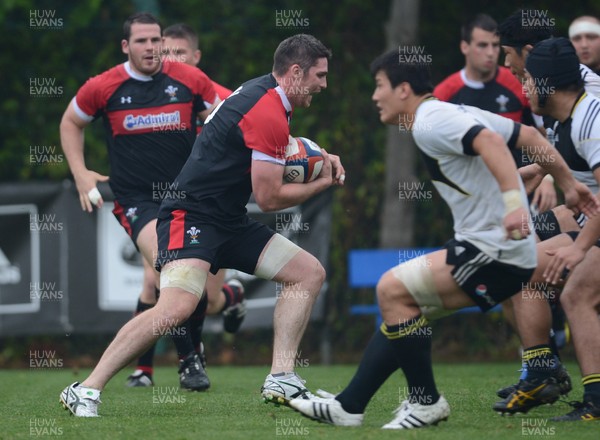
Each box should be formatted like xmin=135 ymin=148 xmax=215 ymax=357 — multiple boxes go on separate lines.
xmin=168 ymin=209 xmax=187 ymax=250
xmin=238 ymin=89 xmax=290 ymax=157
xmin=75 ymin=64 xmax=129 ymax=118
xmin=112 ymin=201 xmax=133 ymax=238
xmin=107 ymin=103 xmax=193 ymax=136
xmin=433 ymin=71 xmax=463 ymax=102
xmin=212 ymin=81 xmax=232 ymax=100
xmin=496 ymin=67 xmax=529 ymax=108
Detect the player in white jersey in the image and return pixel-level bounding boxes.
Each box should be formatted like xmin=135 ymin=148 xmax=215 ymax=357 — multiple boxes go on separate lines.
xmin=288 ymin=49 xmax=598 ymax=429
xmin=494 ymin=37 xmax=600 ymax=421
xmin=495 ymin=10 xmax=600 ymax=402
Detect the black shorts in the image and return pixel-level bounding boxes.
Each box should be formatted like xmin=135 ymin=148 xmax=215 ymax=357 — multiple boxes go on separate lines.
xmin=532 ymin=210 xmax=561 ymax=242
xmin=155 ymin=210 xmax=275 ymax=275
xmin=444 ymin=239 xmax=535 ymax=312
xmin=113 ymin=199 xmax=159 ymax=246
xmin=565 ymin=231 xmax=600 ymax=248
xmin=533 ymin=209 xmax=588 ymax=242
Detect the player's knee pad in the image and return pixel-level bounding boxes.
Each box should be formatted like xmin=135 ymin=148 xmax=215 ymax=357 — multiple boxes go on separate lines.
xmin=391 ymin=256 xmax=452 ymax=320
xmin=160 ymin=263 xmax=207 ymax=299
xmin=533 ymin=210 xmax=561 ymax=241
xmin=254 ymin=234 xmax=301 ymax=280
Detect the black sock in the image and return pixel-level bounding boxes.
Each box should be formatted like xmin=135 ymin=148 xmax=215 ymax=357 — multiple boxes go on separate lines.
xmin=522 ymin=345 xmax=555 ymax=381
xmin=582 ymin=374 xmax=600 ymax=405
xmin=171 ymin=321 xmax=195 ymax=360
xmin=134 ymin=299 xmax=156 ymax=374
xmin=220 ymin=282 xmax=242 ymax=312
xmin=336 ymin=315 xmax=439 ymax=414
xmin=190 ymin=292 xmax=208 ymax=353
xmin=335 ymin=329 xmax=401 ymax=414
xmin=392 ymin=316 xmax=439 ymax=406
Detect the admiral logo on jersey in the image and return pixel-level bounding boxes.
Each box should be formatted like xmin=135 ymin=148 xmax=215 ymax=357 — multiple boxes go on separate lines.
xmin=123 ymin=111 xmax=182 ymax=131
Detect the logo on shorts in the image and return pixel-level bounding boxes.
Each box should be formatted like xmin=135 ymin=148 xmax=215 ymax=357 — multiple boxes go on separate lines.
xmin=186 ymin=226 xmax=200 ymax=244
xmin=126 ymin=207 xmax=138 ymax=223
xmin=475 ymin=284 xmax=487 ymax=296
xmin=475 ymin=284 xmax=495 ymax=307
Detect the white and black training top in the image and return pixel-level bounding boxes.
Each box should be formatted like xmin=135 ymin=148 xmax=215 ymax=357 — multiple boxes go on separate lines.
xmin=412 ymin=98 xmax=537 ymax=269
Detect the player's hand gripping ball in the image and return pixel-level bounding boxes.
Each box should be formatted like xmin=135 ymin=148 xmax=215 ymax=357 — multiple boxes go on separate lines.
xmin=283 ymin=136 xmax=324 ymax=183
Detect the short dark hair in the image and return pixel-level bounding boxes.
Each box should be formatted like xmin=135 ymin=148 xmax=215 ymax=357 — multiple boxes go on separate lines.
xmin=370 ymin=50 xmax=433 ymax=95
xmin=273 ymin=34 xmax=332 ymax=76
xmin=498 ymin=9 xmax=553 ymax=50
xmin=461 ymin=14 xmax=497 ymax=42
xmin=163 ymin=23 xmax=199 ymax=50
xmin=123 ymin=12 xmax=161 ymax=41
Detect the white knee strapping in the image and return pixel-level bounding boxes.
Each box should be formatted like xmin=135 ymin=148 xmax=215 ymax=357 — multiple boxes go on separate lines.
xmin=391 ymin=256 xmax=451 ymax=320
xmin=160 ymin=263 xmax=207 ymax=299
xmin=254 ymin=234 xmax=301 ymax=280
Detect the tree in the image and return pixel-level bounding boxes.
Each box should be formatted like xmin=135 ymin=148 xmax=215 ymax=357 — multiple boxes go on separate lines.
xmin=379 ymin=0 xmax=421 ymax=247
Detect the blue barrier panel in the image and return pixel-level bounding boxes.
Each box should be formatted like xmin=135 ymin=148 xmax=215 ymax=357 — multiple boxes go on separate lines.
xmin=348 ymin=248 xmax=439 ymax=287
xmin=348 ymin=248 xmax=501 ymax=323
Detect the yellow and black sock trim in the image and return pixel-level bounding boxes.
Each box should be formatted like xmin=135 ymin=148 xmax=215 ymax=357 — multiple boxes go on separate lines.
xmin=522 ymin=346 xmax=552 ymax=362
xmin=380 ymin=315 xmax=429 ymax=340
xmin=582 ymin=374 xmax=600 ymax=386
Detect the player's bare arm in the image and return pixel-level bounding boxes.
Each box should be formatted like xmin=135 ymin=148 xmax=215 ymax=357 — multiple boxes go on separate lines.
xmin=471 ymin=128 xmax=530 ymax=239
xmin=544 ymin=168 xmax=600 ymax=284
xmin=197 ymin=96 xmax=222 ymax=122
xmin=518 ymin=163 xmax=545 ymax=194
xmin=531 ymin=177 xmax=558 ymax=212
xmin=251 ymin=153 xmax=333 ymax=212
xmin=516 ymin=124 xmax=600 ymax=218
xmin=59 ymin=101 xmax=109 ymax=212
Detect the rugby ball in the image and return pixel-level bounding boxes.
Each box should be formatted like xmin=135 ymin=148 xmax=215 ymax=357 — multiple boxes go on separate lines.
xmin=283 ymin=136 xmax=324 ymax=183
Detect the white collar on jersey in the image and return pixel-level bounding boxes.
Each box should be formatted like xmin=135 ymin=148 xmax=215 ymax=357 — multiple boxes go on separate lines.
xmin=460 ymin=68 xmax=485 ymax=90
xmin=124 ymin=61 xmax=155 ymax=82
xmin=274 ymin=85 xmax=293 ymax=112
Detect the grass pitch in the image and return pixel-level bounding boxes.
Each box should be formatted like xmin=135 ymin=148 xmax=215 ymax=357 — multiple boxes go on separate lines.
xmin=2 ymin=362 xmax=597 ymax=439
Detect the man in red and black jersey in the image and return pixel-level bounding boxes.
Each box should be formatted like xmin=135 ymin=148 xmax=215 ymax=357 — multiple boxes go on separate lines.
xmin=60 ymin=13 xmax=219 ymax=393
xmin=163 ymin=23 xmax=233 ymax=135
xmin=120 ymin=22 xmax=247 ymax=389
xmin=434 ymin=13 xmax=557 ymax=212
xmin=60 ymin=33 xmax=345 ymax=417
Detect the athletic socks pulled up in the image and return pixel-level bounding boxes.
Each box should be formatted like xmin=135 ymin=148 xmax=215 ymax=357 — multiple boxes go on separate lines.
xmin=336 ymin=315 xmax=439 ymax=414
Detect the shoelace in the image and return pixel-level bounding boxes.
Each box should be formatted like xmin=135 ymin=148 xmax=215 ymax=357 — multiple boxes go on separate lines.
xmin=291 ymin=374 xmax=316 ymax=398
xmin=391 ymin=400 xmax=411 ymax=416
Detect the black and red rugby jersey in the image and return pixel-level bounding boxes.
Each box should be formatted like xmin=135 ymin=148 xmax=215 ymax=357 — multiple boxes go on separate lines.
xmin=73 ymin=60 xmax=217 ymax=201
xmin=158 ymin=73 xmax=292 ymax=229
xmin=434 ymin=66 xmax=536 ymax=166
xmin=196 ymin=80 xmax=232 ymax=135
xmin=434 ymin=67 xmax=530 ymax=123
